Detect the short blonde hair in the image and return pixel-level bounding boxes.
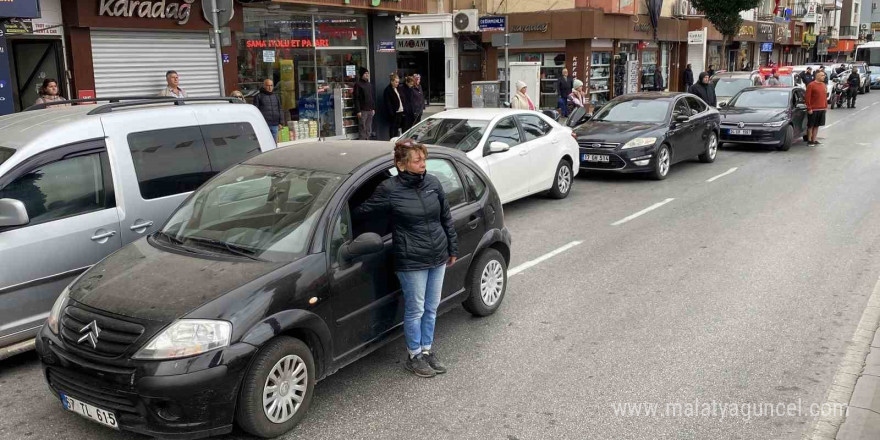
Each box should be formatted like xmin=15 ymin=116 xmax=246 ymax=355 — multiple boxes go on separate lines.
xmin=394 ymin=138 xmax=427 ymax=169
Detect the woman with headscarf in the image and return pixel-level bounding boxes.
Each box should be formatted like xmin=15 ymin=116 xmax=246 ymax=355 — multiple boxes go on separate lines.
xmin=510 ymin=80 xmax=535 ymax=110
xmin=568 ymin=79 xmax=588 ymax=108
xmin=688 ymin=72 xmax=717 ymax=107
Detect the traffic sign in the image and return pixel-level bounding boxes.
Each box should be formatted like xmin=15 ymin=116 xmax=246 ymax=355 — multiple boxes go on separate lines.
xmin=491 ymin=32 xmax=523 ymax=47
xmin=202 ymin=0 xmax=234 ymax=27
xmin=479 ymin=16 xmax=506 ymax=32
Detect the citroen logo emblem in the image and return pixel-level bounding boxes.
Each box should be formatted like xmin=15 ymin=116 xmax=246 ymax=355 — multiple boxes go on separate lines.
xmin=738 ymin=121 xmax=745 ymax=128
xmin=78 ymin=320 xmax=101 ymax=349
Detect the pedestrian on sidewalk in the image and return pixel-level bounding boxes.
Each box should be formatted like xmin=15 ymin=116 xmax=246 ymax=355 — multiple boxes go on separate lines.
xmin=384 ymin=73 xmax=405 ymax=139
xmin=354 ymin=139 xmax=458 ymax=378
xmin=511 ymin=81 xmax=535 ymax=110
xmin=400 ymin=75 xmax=417 ymax=133
xmin=847 ymin=68 xmax=860 ymax=108
xmin=354 ymin=67 xmax=375 ymax=140
xmin=805 ymin=70 xmax=828 ymax=146
xmin=158 ymin=71 xmax=187 ymax=98
xmin=253 ymin=79 xmax=283 ymax=143
xmin=683 ymin=64 xmax=694 ymax=90
xmin=689 ymin=72 xmax=717 ymax=107
xmin=33 ymin=79 xmax=68 ymax=107
xmin=569 ymin=79 xmax=587 ymax=108
xmin=411 ymin=74 xmax=426 ymax=125
xmin=557 ymin=68 xmax=573 ymax=117
xmin=800 ymin=67 xmax=814 ymax=87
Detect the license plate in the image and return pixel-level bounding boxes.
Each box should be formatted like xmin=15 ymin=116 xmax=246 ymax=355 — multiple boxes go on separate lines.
xmin=729 ymin=129 xmax=752 ymax=135
xmin=582 ymin=154 xmax=610 ymax=163
xmin=61 ymin=393 xmax=119 ymax=430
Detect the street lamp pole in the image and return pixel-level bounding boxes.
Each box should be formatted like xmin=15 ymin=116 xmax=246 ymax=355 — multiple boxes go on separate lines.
xmin=211 ymin=0 xmax=226 ymax=96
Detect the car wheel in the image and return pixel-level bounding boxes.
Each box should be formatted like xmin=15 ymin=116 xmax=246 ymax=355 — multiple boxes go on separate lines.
xmin=698 ymin=132 xmax=718 ymax=163
xmin=649 ymin=145 xmax=671 ymax=180
xmin=548 ymin=159 xmax=573 ymax=199
xmin=462 ymin=248 xmax=507 ymax=317
xmin=777 ymin=125 xmax=793 ymax=151
xmin=237 ymin=337 xmax=316 ymax=439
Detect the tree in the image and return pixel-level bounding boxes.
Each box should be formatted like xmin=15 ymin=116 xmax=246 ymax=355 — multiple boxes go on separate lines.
xmin=689 ymin=0 xmax=761 ymax=71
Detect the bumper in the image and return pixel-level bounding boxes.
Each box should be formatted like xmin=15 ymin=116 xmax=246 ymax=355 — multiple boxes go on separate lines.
xmin=577 ymin=146 xmax=657 ymax=173
xmin=719 ymin=126 xmax=785 ymax=145
xmin=36 ymin=325 xmax=257 ymax=439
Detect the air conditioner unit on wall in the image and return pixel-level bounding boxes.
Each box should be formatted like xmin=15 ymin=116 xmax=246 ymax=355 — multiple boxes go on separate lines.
xmin=677 ymin=0 xmax=690 ymax=17
xmin=453 ymin=9 xmax=479 ymax=33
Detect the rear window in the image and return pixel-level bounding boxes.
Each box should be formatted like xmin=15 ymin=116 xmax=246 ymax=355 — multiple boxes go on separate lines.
xmin=127 ymin=123 xmax=261 ymax=200
xmin=0 ymin=147 xmax=13 ymax=167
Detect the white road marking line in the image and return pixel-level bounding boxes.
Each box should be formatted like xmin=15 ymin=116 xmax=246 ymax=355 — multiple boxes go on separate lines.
xmin=820 ymin=120 xmax=841 ymax=131
xmin=806 ymin=274 xmax=880 ymax=440
xmin=508 ymin=241 xmax=583 ymax=277
xmin=855 ymin=106 xmax=870 ymax=114
xmin=611 ymin=198 xmax=675 ymax=226
xmin=706 ymin=167 xmax=739 ymax=183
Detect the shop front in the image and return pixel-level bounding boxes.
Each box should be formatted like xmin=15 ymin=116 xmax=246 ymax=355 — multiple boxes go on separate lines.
xmin=757 ymin=22 xmax=775 ymax=66
xmin=731 ymin=21 xmax=756 ymax=71
xmin=395 ymin=14 xmax=457 ymax=110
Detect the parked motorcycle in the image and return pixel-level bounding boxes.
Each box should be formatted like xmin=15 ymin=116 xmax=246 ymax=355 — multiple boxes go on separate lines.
xmin=829 ymin=78 xmax=850 ymax=109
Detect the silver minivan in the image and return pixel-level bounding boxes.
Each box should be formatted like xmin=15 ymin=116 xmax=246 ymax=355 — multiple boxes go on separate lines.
xmin=0 ymin=98 xmax=277 ymax=359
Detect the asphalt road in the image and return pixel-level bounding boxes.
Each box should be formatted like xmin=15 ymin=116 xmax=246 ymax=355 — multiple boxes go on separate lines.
xmin=4 ymin=93 xmax=880 ymax=440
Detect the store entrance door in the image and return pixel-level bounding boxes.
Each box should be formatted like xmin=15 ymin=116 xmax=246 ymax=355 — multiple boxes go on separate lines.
xmin=10 ymin=39 xmax=64 ymax=111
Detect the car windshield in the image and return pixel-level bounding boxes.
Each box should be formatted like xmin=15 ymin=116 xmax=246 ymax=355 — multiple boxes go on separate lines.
xmin=592 ymin=99 xmax=670 ymax=123
xmin=778 ymin=75 xmax=794 ymax=86
xmin=728 ymin=89 xmax=790 ymax=109
xmin=0 ymin=147 xmax=13 ymax=167
xmin=402 ymin=118 xmax=489 ymax=152
xmin=158 ymin=164 xmax=343 ymax=263
xmin=712 ymin=78 xmax=754 ymax=97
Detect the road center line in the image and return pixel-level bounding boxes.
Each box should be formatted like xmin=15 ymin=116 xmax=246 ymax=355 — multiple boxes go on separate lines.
xmin=706 ymin=167 xmax=739 ymax=183
xmin=611 ymin=198 xmax=675 ymax=226
xmin=508 ymin=241 xmax=583 ymax=277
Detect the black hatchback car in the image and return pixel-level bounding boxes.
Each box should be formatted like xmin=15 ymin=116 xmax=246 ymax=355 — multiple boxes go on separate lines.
xmin=570 ymin=92 xmax=720 ymax=180
xmin=35 ymin=141 xmax=512 ymax=439
xmin=718 ymin=86 xmax=808 ymax=151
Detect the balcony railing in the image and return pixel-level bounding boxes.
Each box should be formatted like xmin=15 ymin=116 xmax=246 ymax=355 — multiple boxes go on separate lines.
xmin=839 ymin=26 xmax=859 ymax=38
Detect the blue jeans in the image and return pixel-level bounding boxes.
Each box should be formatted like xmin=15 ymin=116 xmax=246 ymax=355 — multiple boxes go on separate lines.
xmin=396 ymin=264 xmax=446 ymax=356
xmin=268 ymin=125 xmax=279 ymax=143
xmin=558 ymin=97 xmax=569 ymax=117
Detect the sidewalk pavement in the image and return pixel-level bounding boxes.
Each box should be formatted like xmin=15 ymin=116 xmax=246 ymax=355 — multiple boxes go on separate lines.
xmin=836 ymin=331 xmax=880 ymax=439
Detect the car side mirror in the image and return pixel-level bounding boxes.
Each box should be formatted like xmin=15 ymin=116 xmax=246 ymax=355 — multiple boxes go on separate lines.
xmin=390 ymin=136 xmax=400 ymax=143
xmin=719 ymin=102 xmax=728 ymax=108
xmin=542 ymin=109 xmax=560 ymax=122
xmin=488 ymin=141 xmax=511 ymax=154
xmin=0 ymin=198 xmax=28 ymax=228
xmin=566 ymin=107 xmax=591 ymax=128
xmin=341 ymin=232 xmax=384 ymax=261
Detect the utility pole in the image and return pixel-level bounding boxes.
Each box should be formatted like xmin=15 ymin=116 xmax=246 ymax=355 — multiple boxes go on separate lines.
xmin=505 ymin=15 xmax=510 ymax=104
xmin=211 ymin=0 xmax=226 ymax=96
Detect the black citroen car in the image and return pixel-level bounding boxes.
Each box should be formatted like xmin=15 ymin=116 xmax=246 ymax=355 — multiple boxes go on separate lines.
xmin=718 ymin=86 xmax=808 ymax=151
xmin=35 ymin=141 xmax=512 ymax=439
xmin=569 ymin=92 xmax=720 ymax=180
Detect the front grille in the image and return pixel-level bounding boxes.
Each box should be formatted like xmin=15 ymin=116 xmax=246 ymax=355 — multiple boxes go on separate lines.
xmin=578 ymin=141 xmax=620 ymax=149
xmin=60 ymin=305 xmax=144 ymax=358
xmin=47 ymin=367 xmax=139 ymax=415
xmin=721 ymin=122 xmax=763 ymax=127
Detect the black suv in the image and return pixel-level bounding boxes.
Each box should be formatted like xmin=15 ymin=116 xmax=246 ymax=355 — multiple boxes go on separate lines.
xmin=35 ymin=141 xmax=512 ymax=439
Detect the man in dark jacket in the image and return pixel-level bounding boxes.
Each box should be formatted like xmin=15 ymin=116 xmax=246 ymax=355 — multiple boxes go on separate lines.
xmin=557 ymin=68 xmax=573 ymax=117
xmin=411 ymin=74 xmax=426 ymax=124
xmin=653 ymin=70 xmax=664 ymax=91
xmin=384 ymin=74 xmax=405 ymax=139
xmin=400 ymin=75 xmax=417 ymax=132
xmin=253 ymin=79 xmax=283 ymax=143
xmin=689 ymin=72 xmax=717 ymax=107
xmin=847 ymin=68 xmax=861 ymax=108
xmin=354 ymin=67 xmax=375 ymax=140
xmin=683 ymin=64 xmax=694 ymax=90
xmin=800 ymin=67 xmax=814 ymax=86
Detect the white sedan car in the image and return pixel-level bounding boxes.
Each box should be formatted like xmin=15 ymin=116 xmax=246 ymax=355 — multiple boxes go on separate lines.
xmin=396 ymin=109 xmax=580 ymax=204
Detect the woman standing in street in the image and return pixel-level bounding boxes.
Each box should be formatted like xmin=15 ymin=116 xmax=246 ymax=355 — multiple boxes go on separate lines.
xmin=354 ymin=139 xmax=459 ymax=378
xmin=511 ymin=80 xmax=535 ymax=110
xmin=384 ymin=74 xmax=405 ymax=139
xmin=568 ymin=79 xmax=588 ymax=109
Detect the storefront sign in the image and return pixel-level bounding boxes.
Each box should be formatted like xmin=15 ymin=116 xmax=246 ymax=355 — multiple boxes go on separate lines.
xmin=633 ymin=23 xmax=651 ymax=33
xmin=510 ymin=23 xmax=548 ymax=33
xmin=344 ymin=0 xmax=402 ymax=6
xmin=775 ymin=24 xmax=791 ymax=44
xmin=0 ymin=0 xmax=40 ymax=19
xmin=479 ymin=16 xmax=505 ymax=32
xmin=626 ymin=59 xmax=639 ymax=94
xmin=803 ymin=4 xmax=818 ymax=23
xmin=98 ymin=0 xmax=196 ymax=26
xmin=2 ymin=21 xmax=33 ymax=34
xmin=397 ymin=39 xmax=427 ymax=52
xmin=760 ymin=42 xmax=773 ymax=52
xmin=737 ymin=24 xmax=755 ymax=39
xmin=687 ymin=30 xmax=705 ymax=45
xmin=78 ymin=89 xmax=96 ymax=100
xmin=757 ymin=23 xmax=774 ymax=42
xmin=377 ymin=40 xmax=395 ymax=52
xmin=803 ymin=33 xmax=816 ymax=47
xmin=246 ymin=39 xmax=330 ymax=49
xmin=872 ymin=22 xmax=880 ymax=32
xmin=396 ymin=25 xmax=420 ymax=36
xmin=262 ymin=50 xmax=275 ymax=63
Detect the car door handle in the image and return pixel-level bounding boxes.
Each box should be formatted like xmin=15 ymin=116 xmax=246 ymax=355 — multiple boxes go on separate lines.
xmin=551 ymin=137 xmax=559 ymax=144
xmin=91 ymin=230 xmax=117 ymax=241
xmin=467 ymin=216 xmax=480 ymax=230
xmin=130 ymin=221 xmax=154 ymax=232
xmin=518 ymin=149 xmax=528 ymax=156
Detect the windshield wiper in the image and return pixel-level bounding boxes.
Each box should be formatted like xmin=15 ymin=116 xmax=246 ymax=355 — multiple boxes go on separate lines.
xmin=183 ymin=237 xmax=266 ymax=261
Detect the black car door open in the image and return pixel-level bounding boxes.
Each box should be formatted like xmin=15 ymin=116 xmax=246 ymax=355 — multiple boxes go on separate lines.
xmin=792 ymin=89 xmax=808 ymax=135
xmin=685 ymin=96 xmax=712 ymax=156
xmin=669 ymin=98 xmax=695 ymax=159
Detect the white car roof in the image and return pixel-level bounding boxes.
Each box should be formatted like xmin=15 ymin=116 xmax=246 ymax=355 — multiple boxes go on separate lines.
xmin=428 ymin=108 xmax=546 ymax=122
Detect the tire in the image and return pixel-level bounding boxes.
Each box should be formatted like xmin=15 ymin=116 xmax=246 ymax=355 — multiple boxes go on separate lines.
xmin=649 ymin=144 xmax=671 ymax=180
xmin=698 ymin=132 xmax=718 ymax=163
xmin=547 ymin=159 xmax=573 ymax=199
xmin=237 ymin=337 xmax=316 ymax=439
xmin=776 ymin=125 xmax=793 ymax=151
xmin=462 ymin=248 xmax=507 ymax=317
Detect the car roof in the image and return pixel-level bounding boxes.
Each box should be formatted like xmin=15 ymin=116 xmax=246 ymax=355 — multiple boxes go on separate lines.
xmin=712 ymin=72 xmax=756 ymax=78
xmin=0 ymin=106 xmax=98 ymax=150
xmin=428 ymin=108 xmax=541 ymax=121
xmin=246 ymin=140 xmax=466 ymax=175
xmin=615 ymin=92 xmax=687 ymax=102
xmin=739 ymin=86 xmax=794 ymax=93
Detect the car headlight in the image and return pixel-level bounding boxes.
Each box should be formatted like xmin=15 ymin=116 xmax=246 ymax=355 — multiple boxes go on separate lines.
xmin=132 ymin=319 xmax=232 ymax=360
xmin=621 ymin=137 xmax=658 ymax=150
xmin=762 ymin=121 xmax=786 ymax=127
xmin=46 ymin=285 xmax=71 ymax=335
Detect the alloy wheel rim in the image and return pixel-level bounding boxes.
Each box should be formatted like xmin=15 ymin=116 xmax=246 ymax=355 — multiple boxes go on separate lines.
xmin=263 ymin=355 xmax=307 ymax=424
xmin=708 ymin=134 xmax=717 ymax=159
xmin=659 ymin=148 xmax=670 ymax=176
xmin=480 ymin=260 xmax=504 ymax=306
xmin=558 ymin=165 xmax=571 ymax=194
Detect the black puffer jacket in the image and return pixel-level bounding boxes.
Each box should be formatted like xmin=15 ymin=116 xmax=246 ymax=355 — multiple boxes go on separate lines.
xmin=689 ymin=72 xmax=717 ymax=107
xmin=253 ymin=89 xmax=283 ymax=126
xmin=355 ymin=171 xmax=458 ymax=271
